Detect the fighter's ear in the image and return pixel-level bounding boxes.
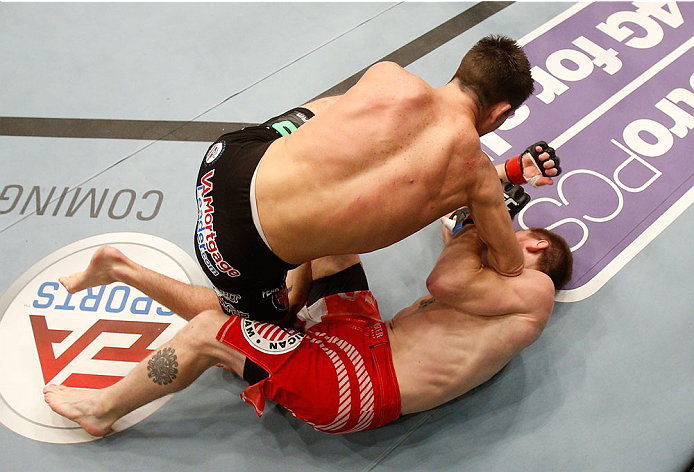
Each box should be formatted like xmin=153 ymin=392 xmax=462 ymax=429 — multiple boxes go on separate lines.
xmin=528 ymin=239 xmax=549 ymax=253
xmin=488 ymin=101 xmax=512 ymax=124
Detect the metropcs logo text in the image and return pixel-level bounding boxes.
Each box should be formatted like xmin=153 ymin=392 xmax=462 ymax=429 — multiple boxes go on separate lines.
xmin=0 ymin=233 xmax=208 ymax=444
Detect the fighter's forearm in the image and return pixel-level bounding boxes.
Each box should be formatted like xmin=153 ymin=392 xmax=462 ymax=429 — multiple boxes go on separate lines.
xmin=475 ymin=221 xmax=524 ymax=277
xmin=468 ymin=184 xmax=524 ymax=277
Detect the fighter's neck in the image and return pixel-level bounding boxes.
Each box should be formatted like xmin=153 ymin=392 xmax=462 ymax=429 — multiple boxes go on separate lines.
xmin=434 ymin=82 xmax=480 ymax=125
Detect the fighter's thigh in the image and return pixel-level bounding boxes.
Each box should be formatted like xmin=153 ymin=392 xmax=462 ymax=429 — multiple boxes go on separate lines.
xmin=309 ymin=254 xmax=362 ymax=281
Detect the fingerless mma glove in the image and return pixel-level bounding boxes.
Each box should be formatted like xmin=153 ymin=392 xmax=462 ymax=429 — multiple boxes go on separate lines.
xmin=504 ymin=140 xmax=561 ymax=188
xmin=447 ymin=182 xmax=531 ymax=236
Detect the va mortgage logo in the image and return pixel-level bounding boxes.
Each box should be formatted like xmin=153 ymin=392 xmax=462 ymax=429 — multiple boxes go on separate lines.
xmin=481 ymin=2 xmax=694 ymax=301
xmin=0 ymin=233 xmax=208 ymax=444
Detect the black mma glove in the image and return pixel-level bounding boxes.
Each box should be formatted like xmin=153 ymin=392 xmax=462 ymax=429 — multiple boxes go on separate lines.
xmin=447 ymin=182 xmax=530 ymax=236
xmin=504 ymin=140 xmax=561 ymax=188
xmin=448 ymin=207 xmax=474 ymax=236
xmin=502 ymin=181 xmax=530 ymax=219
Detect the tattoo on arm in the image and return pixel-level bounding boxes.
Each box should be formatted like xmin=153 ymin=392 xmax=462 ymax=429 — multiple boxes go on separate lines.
xmin=418 ymin=297 xmax=436 ymax=309
xmin=148 ymin=347 xmax=179 ymax=385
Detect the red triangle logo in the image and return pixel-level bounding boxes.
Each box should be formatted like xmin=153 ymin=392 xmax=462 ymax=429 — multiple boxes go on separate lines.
xmin=30 ymin=315 xmax=170 ymax=389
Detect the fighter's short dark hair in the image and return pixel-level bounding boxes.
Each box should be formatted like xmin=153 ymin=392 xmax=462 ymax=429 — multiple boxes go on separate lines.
xmin=451 ymin=35 xmax=534 ymax=111
xmin=528 ymin=227 xmax=573 ymax=290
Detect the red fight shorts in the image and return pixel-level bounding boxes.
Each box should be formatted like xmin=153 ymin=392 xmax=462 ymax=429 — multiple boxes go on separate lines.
xmin=216 ymin=290 xmax=401 ymax=433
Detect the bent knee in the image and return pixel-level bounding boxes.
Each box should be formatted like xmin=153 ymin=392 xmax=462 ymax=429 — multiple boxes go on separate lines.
xmin=178 ymin=309 xmax=229 ymax=351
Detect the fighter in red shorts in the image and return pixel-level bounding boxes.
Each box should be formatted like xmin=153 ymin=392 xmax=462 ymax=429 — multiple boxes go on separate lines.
xmin=217 ymin=288 xmax=400 ymax=433
xmin=43 ymin=204 xmax=572 ymax=436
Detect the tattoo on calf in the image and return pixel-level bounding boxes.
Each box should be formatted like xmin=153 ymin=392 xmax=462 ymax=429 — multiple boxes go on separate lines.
xmin=147 ymin=347 xmax=179 ymax=385
xmin=418 ymin=297 xmax=436 ymax=309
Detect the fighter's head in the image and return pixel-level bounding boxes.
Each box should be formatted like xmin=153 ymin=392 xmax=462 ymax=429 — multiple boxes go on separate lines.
xmin=516 ymin=228 xmax=573 ymax=290
xmin=450 ymin=35 xmax=534 ymax=135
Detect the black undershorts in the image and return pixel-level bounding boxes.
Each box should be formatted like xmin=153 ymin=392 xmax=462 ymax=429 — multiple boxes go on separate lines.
xmin=194 ymin=107 xmax=314 ymax=324
xmin=243 ymin=262 xmax=370 ymax=384
xmin=305 ymin=262 xmax=370 ymax=306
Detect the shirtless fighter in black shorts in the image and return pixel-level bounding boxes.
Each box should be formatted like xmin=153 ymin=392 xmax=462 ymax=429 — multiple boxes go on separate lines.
xmin=194 ymin=108 xmax=315 ymax=325
xmin=186 ymin=36 xmax=561 ymax=326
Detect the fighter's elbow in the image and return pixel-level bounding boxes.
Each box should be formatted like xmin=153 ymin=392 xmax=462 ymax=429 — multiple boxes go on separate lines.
xmin=425 ymin=272 xmax=459 ymax=302
xmin=425 ymin=272 xmax=444 ymax=298
xmin=491 ymin=253 xmax=524 ymax=277
xmin=496 ymin=264 xmax=524 ymax=278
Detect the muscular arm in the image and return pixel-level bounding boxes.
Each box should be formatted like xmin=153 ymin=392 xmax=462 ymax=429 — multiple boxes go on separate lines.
xmin=466 ymin=159 xmax=524 ymax=276
xmin=426 ymin=226 xmax=554 ymax=318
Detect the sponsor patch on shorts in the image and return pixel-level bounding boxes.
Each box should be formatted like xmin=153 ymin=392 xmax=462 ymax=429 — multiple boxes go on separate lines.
xmin=204 ymin=141 xmax=225 ymax=165
xmin=241 ymin=319 xmax=303 ymax=354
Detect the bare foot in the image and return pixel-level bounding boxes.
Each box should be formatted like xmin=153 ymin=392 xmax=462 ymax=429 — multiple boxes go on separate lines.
xmin=43 ymin=384 xmax=117 ymax=437
xmin=59 ymin=246 xmax=131 ymax=293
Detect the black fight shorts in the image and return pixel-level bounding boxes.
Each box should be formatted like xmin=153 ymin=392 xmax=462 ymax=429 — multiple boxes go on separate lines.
xmin=194 ymin=107 xmax=314 ymax=324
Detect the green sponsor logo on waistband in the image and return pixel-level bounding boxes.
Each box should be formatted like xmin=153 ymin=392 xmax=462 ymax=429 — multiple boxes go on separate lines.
xmin=271 ymin=120 xmax=298 ymax=136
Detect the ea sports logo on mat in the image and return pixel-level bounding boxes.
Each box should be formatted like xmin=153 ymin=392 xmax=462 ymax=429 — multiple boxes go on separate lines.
xmin=0 ymin=233 xmax=207 ymax=444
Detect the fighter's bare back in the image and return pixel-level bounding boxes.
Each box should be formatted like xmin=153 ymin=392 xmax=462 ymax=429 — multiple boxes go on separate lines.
xmin=254 ymin=62 xmax=510 ymax=267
